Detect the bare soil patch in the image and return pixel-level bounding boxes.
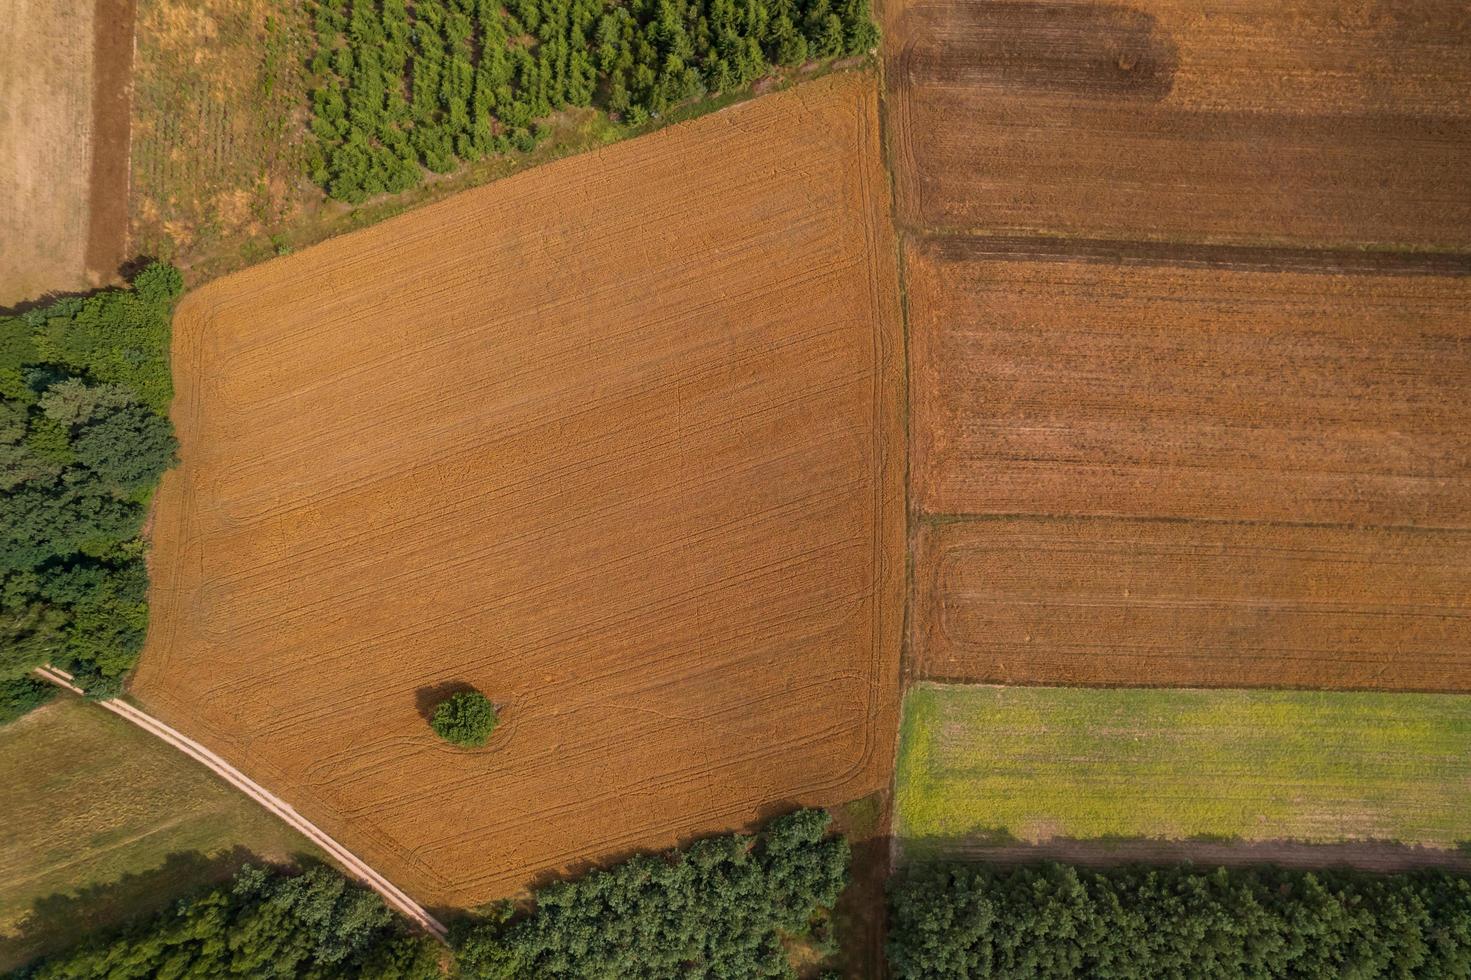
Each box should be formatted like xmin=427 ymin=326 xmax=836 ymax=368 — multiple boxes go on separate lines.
xmin=907 ymin=238 xmax=1471 ymax=526
xmin=913 ymin=518 xmax=1471 ymax=689
xmin=884 ymin=0 xmax=1471 ymax=247
xmin=132 ymin=73 xmax=904 ymax=908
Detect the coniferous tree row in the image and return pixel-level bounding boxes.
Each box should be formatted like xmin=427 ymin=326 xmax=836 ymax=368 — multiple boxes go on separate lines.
xmin=308 ymin=0 xmax=879 ymax=201
xmin=887 ymin=861 xmax=1471 ymax=979
xmin=0 ymin=266 xmax=183 ymax=711
xmin=22 ymin=865 xmax=441 ymax=979
xmin=455 ymin=808 xmax=851 ymax=979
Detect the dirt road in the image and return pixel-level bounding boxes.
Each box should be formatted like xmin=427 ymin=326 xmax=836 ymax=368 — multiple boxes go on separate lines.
xmin=31 ymin=666 xmax=445 ymax=939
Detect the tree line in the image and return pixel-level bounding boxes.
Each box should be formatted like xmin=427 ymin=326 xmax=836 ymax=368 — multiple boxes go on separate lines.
xmin=308 ymin=0 xmax=878 ymax=201
xmin=0 ymin=266 xmax=182 ymax=719
xmin=18 ymin=864 xmax=440 ymax=979
xmin=455 ymin=807 xmax=849 ymax=978
xmin=887 ymin=861 xmax=1471 ymax=979
xmin=19 ymin=810 xmax=849 ymax=977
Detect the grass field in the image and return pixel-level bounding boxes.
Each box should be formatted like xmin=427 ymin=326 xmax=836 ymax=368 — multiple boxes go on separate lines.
xmin=0 ymin=699 xmax=316 ymax=972
xmin=895 ymin=684 xmax=1471 ymax=854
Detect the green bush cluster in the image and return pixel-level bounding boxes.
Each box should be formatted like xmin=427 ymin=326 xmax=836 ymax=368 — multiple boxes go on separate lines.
xmin=308 ymin=0 xmax=878 ymax=201
xmin=429 ymin=690 xmax=498 ymax=747
xmin=0 ymin=675 xmax=56 ymax=724
xmin=887 ymin=861 xmax=1471 ymax=979
xmin=20 ymin=864 xmax=441 ymax=979
xmin=1 ymin=267 xmax=183 ymax=711
xmin=456 ymin=807 xmax=849 ymax=978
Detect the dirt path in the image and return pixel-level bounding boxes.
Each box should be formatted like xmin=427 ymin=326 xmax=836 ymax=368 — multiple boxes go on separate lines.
xmin=31 ymin=666 xmax=446 ymax=939
xmin=901 ymin=836 xmax=1471 ymax=875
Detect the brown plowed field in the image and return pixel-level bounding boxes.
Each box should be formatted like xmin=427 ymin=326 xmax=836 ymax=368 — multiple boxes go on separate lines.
xmin=884 ymin=0 xmax=1471 ymax=247
xmin=132 ymin=73 xmax=904 ymax=907
xmin=913 ymin=518 xmax=1471 ymax=690
xmin=908 ymin=238 xmax=1471 ymax=526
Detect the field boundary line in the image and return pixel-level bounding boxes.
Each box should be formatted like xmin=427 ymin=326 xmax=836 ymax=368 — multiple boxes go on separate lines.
xmin=903 ymin=233 xmax=1471 ymax=276
xmin=30 ymin=665 xmax=448 ymax=940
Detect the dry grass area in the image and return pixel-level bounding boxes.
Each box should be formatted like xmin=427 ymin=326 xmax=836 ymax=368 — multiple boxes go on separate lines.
xmin=913 ymin=518 xmax=1471 ymax=690
xmin=884 ymin=0 xmax=1471 ymax=247
xmin=0 ymin=0 xmax=96 ymax=305
xmin=128 ymin=0 xmax=312 ymax=264
xmin=907 ymin=238 xmax=1471 ymax=526
xmin=133 ymin=73 xmax=903 ymax=908
xmin=0 ymin=699 xmax=314 ymax=972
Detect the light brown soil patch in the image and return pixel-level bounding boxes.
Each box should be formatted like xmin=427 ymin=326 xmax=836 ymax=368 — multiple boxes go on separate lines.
xmin=132 ymin=73 xmax=904 ymax=908
xmin=884 ymin=0 xmax=1471 ymax=247
xmin=913 ymin=518 xmax=1471 ymax=689
xmin=1 ymin=0 xmax=96 ymax=305
xmin=907 ymin=238 xmax=1471 ymax=526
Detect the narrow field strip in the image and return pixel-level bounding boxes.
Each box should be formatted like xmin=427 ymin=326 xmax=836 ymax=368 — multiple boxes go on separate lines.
xmin=895 ymin=683 xmax=1471 ymax=857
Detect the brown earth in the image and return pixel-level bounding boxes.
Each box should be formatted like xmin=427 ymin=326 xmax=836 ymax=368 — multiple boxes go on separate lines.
xmin=1 ymin=0 xmax=133 ymax=307
xmin=132 ymin=73 xmax=904 ymax=907
xmin=883 ymin=0 xmax=1471 ymax=247
xmin=899 ymin=836 xmax=1471 ymax=876
xmin=913 ymin=518 xmax=1471 ymax=690
xmin=907 ymin=238 xmax=1471 ymax=526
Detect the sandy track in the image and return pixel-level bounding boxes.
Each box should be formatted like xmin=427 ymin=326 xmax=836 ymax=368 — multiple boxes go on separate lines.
xmin=133 ymin=73 xmax=903 ymax=906
xmin=913 ymin=519 xmax=1471 ymax=691
xmin=32 ymin=666 xmax=445 ymax=938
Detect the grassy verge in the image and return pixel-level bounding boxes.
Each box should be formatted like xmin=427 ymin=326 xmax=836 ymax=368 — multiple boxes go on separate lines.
xmin=895 ymin=683 xmax=1471 ymax=851
xmin=0 ymin=698 xmax=319 ymax=972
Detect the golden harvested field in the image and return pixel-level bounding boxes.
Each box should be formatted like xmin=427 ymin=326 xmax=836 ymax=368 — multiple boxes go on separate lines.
xmin=908 ymin=238 xmax=1471 ymax=526
xmin=133 ymin=73 xmax=903 ymax=907
xmin=913 ymin=518 xmax=1471 ymax=690
xmin=884 ymin=0 xmax=1471 ymax=247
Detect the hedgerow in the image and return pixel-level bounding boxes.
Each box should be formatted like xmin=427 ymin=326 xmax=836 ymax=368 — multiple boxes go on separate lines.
xmin=455 ymin=807 xmax=850 ymax=978
xmin=887 ymin=861 xmax=1471 ymax=979
xmin=308 ymin=0 xmax=879 ymax=201
xmin=0 ymin=267 xmax=183 ymax=711
xmin=20 ymin=864 xmax=441 ymax=979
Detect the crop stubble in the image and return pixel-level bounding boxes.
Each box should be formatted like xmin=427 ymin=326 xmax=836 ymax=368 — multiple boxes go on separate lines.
xmin=884 ymin=0 xmax=1471 ymax=248
xmin=913 ymin=518 xmax=1471 ymax=690
xmin=133 ymin=74 xmax=903 ymax=907
xmin=908 ymin=239 xmax=1471 ymax=527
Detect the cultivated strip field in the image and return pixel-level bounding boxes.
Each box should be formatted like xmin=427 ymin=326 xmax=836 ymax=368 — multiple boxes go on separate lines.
xmin=884 ymin=0 xmax=1471 ymax=247
xmin=0 ymin=700 xmax=314 ymax=972
xmin=908 ymin=239 xmax=1471 ymax=526
xmin=895 ymin=684 xmax=1471 ymax=856
xmin=913 ymin=518 xmax=1471 ymax=690
xmin=134 ymin=73 xmax=903 ymax=907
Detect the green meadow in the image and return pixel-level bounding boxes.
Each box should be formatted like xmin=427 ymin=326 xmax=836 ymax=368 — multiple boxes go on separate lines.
xmin=895 ymin=684 xmax=1471 ymax=850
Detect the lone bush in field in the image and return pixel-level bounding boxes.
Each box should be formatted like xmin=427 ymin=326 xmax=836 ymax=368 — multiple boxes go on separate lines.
xmin=431 ymin=690 xmax=498 ymax=747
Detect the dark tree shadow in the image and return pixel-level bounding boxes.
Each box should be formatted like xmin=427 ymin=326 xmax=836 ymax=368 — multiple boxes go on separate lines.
xmin=414 ymin=680 xmax=480 ymax=722
xmin=0 ymin=846 xmax=311 ymax=974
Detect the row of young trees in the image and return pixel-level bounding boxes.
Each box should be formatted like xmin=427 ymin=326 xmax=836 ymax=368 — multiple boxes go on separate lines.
xmin=887 ymin=861 xmax=1471 ymax=978
xmin=20 ymin=865 xmax=441 ymax=979
xmin=0 ymin=266 xmax=184 ymax=717
xmin=308 ymin=0 xmax=878 ymax=201
xmin=455 ymin=807 xmax=850 ymax=978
